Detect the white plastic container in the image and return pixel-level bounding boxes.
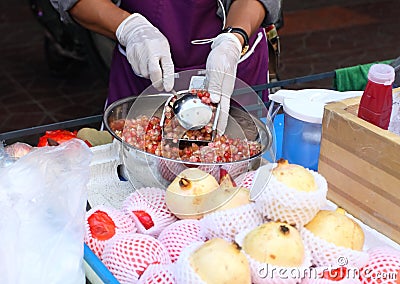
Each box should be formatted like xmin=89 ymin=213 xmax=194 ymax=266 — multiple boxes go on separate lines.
xmin=281 ymin=99 xmax=324 ymax=171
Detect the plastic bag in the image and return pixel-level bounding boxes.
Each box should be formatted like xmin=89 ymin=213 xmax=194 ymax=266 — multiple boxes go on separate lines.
xmin=0 ymin=139 xmax=92 ymax=284
xmin=0 ymin=141 xmax=17 ymax=167
xmin=389 ymin=87 xmax=400 ymax=136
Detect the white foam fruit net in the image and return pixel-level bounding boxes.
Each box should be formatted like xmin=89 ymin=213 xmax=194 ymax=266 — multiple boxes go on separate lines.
xmin=157 ymin=159 xmax=220 ymax=182
xmin=301 ymin=267 xmax=362 ymax=284
xmin=221 ymin=160 xmax=251 ymax=179
xmin=137 ymin=263 xmax=176 ymax=284
xmin=122 ymin=187 xmax=177 ymax=237
xmin=359 ymin=246 xmax=400 ymax=284
xmin=301 ymin=227 xmax=370 ymax=269
xmin=174 ymin=241 xmax=208 ymax=284
xmin=157 ymin=159 xmax=186 ymax=182
xmin=200 ymin=202 xmax=263 ymax=242
xmin=102 ymin=233 xmax=171 ymax=284
xmin=84 ymin=205 xmax=137 ymax=260
xmin=235 ymin=170 xmax=256 ymax=190
xmin=256 ymin=169 xmax=328 ymax=227
xmin=235 ymin=228 xmax=313 ymax=284
xmin=158 ymin=219 xmax=205 ymax=263
xmin=157 ymin=157 xmax=250 ymax=184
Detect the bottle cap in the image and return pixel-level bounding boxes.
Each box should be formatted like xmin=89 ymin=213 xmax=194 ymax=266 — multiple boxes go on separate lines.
xmin=368 ymin=64 xmax=395 ymax=85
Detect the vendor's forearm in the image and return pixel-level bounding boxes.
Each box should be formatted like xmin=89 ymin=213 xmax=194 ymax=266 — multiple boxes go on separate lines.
xmin=69 ymin=0 xmax=130 ymax=40
xmin=225 ymin=0 xmax=266 ymax=45
xmin=226 ymin=0 xmax=266 ymax=33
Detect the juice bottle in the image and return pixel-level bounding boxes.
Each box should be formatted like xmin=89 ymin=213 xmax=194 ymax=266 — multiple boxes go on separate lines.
xmin=358 ymin=64 xmax=395 ymax=129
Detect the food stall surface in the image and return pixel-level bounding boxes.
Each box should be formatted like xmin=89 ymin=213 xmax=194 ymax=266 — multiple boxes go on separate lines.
xmin=1 ymin=0 xmax=400 ymax=135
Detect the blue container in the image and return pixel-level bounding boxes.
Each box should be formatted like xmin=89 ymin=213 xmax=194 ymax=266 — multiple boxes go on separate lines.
xmin=261 ymin=113 xmax=284 ymax=163
xmin=281 ymin=99 xmax=324 ymax=171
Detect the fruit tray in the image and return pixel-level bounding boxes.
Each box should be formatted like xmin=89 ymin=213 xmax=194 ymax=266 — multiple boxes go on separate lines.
xmin=84 ymin=140 xmax=400 ymax=284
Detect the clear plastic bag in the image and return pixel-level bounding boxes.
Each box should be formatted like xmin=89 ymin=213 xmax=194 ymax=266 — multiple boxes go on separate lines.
xmin=0 ymin=139 xmax=92 ymax=284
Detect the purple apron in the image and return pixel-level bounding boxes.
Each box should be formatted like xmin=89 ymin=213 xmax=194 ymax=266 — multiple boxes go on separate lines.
xmin=107 ymin=0 xmax=269 ymax=106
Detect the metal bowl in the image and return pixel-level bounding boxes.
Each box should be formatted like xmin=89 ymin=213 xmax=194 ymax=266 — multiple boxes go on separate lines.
xmin=103 ymin=94 xmax=274 ymax=189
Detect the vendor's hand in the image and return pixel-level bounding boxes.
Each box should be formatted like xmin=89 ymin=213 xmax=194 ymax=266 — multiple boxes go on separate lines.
xmin=116 ymin=13 xmax=174 ymax=91
xmin=206 ymin=33 xmax=242 ymax=134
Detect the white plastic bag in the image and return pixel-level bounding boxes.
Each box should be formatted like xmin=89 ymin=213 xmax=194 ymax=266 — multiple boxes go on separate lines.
xmin=389 ymin=87 xmax=400 ymax=135
xmin=0 ymin=139 xmax=92 ymax=284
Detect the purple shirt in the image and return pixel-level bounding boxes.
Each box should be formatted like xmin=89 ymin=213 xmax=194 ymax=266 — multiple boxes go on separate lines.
xmin=108 ymin=0 xmax=269 ymax=106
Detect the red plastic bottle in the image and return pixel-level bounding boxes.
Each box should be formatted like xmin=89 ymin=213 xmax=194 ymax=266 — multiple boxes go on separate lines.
xmin=358 ymin=64 xmax=395 ymax=129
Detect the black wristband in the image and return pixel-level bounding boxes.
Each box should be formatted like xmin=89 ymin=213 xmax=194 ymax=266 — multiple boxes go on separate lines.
xmin=221 ymin=26 xmax=250 ymax=56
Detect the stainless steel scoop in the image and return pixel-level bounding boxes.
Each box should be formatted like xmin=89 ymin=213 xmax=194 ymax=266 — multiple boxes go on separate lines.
xmin=159 ymin=91 xmax=220 ymax=148
xmin=172 ymin=92 xmax=213 ymax=130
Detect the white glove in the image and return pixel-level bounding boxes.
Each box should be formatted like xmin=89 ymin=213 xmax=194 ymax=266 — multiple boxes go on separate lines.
xmin=116 ymin=13 xmax=174 ymax=91
xmin=206 ymin=33 xmax=242 ymax=134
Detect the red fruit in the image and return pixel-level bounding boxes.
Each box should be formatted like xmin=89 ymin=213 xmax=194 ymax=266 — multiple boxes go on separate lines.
xmin=111 ymin=115 xmax=262 ymax=163
xmin=102 ymin=234 xmax=171 ymax=283
xmin=322 ymin=267 xmax=348 ymax=281
xmin=223 ymin=152 xmax=231 ymax=161
xmin=87 ymin=211 xmax=116 ymax=241
xmin=37 ymin=129 xmax=78 ymax=147
xmin=85 ymin=206 xmax=137 ymax=259
xmin=145 ymin=116 xmax=161 ymax=132
xmin=196 ymin=90 xmax=205 ymax=99
xmin=37 ymin=129 xmax=92 ymax=147
xmin=220 ymin=168 xmax=228 ymax=178
xmin=122 ymin=187 xmax=178 ymax=237
xmin=133 ymin=210 xmax=155 ymax=230
xmin=109 ymin=119 xmax=126 ymax=131
xmin=83 ymin=140 xmax=93 ymax=147
xmin=219 ymin=168 xmax=237 ymax=187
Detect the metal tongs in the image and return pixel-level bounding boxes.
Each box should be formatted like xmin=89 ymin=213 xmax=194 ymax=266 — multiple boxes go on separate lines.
xmin=159 ymin=76 xmax=221 ymax=147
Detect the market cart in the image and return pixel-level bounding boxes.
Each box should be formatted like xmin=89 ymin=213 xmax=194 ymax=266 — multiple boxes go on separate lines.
xmin=1 ymin=68 xmax=399 ymax=284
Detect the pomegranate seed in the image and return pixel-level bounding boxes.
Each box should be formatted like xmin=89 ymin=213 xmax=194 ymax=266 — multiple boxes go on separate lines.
xmin=113 ymin=111 xmax=261 ymax=163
